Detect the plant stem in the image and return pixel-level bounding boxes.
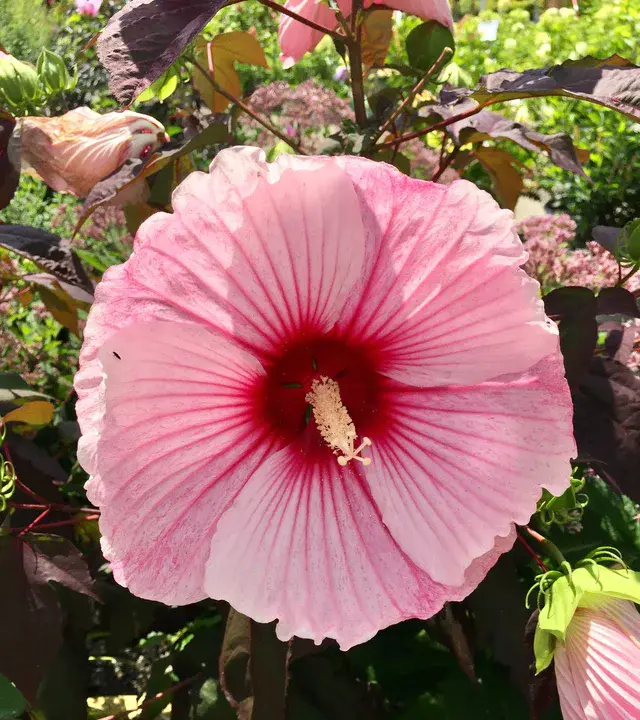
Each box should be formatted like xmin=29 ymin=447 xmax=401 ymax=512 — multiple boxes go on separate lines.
xmin=376 ymin=104 xmax=482 ymax=150
xmin=619 ymin=264 xmax=640 ymax=286
xmin=99 ymin=675 xmax=202 ymax=720
xmin=431 ymin=144 xmax=460 ymax=183
xmin=371 ymin=46 xmax=453 ymax=145
xmin=257 ymin=0 xmax=341 ymax=39
xmin=346 ymin=0 xmax=367 ymax=129
xmin=193 ymin=57 xmax=307 ymax=156
xmin=516 ymin=528 xmax=549 ymax=572
xmin=526 ymin=526 xmax=567 ymax=568
xmin=11 ymin=514 xmax=100 ymax=534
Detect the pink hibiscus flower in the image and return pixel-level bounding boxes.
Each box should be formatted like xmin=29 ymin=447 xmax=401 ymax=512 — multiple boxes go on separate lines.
xmin=75 ymin=148 xmax=575 ymax=648
xmin=279 ymin=0 xmax=454 ymax=67
xmin=555 ymin=596 xmax=640 ymax=719
xmin=74 ymin=0 xmax=102 ymax=16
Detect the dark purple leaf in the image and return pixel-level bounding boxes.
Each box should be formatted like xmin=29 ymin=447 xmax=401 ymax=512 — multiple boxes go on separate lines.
xmin=98 ymin=0 xmax=228 ymax=104
xmin=0 ymin=536 xmax=62 ymax=704
xmin=0 ymin=113 xmax=18 ymax=211
xmin=573 ymin=356 xmax=640 ymax=501
xmin=219 ymin=609 xmax=291 ymax=720
xmin=543 ymin=287 xmax=598 ymax=390
xmin=441 ymin=56 xmax=640 ymax=123
xmin=447 ymin=108 xmax=586 ymax=176
xmin=26 ymin=534 xmax=99 ymax=602
xmin=0 ymin=226 xmax=93 ymax=297
xmin=596 ymin=286 xmax=640 ymax=318
xmin=468 ymin=555 xmax=530 ymax=694
xmin=592 ymin=225 xmax=621 ymax=253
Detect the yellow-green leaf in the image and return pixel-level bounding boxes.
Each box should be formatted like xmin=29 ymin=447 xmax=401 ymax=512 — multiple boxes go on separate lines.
xmin=3 ymin=401 xmax=54 ymax=426
xmin=193 ymin=32 xmax=268 ymax=113
xmin=361 ymin=10 xmax=394 ymax=69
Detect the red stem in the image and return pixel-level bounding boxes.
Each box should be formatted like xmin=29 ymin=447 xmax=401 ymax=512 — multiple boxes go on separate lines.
xmin=516 ymin=528 xmax=549 ymax=572
xmin=99 ymin=675 xmax=201 ymax=720
xmin=18 ymin=507 xmax=51 ymax=535
xmin=376 ymin=104 xmax=482 ymax=150
xmin=11 ymin=514 xmax=100 ymax=534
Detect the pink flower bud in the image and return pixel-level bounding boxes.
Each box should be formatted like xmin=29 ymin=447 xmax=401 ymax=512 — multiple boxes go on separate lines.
xmin=74 ymin=0 xmax=102 ymax=17
xmin=17 ymin=107 xmax=168 ymax=197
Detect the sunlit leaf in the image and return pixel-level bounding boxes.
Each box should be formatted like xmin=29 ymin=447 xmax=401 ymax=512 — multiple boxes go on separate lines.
xmin=193 ymin=32 xmax=268 ymax=113
xmin=474 ymin=146 xmax=524 ymax=210
xmin=361 ymin=10 xmax=394 ymax=69
xmin=3 ymin=400 xmax=54 ymax=426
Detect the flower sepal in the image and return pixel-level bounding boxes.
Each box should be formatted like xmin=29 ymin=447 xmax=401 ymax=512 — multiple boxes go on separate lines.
xmin=531 ymin=551 xmax=640 ymax=673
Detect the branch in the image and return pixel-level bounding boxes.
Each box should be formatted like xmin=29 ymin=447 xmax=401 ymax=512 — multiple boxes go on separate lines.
xmin=376 ymin=103 xmax=482 ymax=150
xmin=346 ymin=0 xmax=367 ymax=129
xmin=371 ymin=46 xmax=453 ymax=145
xmin=193 ymin=56 xmax=307 ymax=156
xmin=256 ymin=0 xmax=341 ymax=38
xmin=431 ymin=143 xmax=460 ymax=183
xmin=99 ymin=675 xmax=202 ymax=720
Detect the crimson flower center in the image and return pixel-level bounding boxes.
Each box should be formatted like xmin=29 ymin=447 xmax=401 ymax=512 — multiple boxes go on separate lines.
xmin=259 ymin=336 xmax=384 ymax=455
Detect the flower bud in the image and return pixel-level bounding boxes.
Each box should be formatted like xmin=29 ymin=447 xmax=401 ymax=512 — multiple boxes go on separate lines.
xmin=16 ymin=107 xmax=169 ymax=197
xmin=0 ymin=51 xmax=39 ymax=110
xmin=36 ymin=48 xmax=75 ymax=95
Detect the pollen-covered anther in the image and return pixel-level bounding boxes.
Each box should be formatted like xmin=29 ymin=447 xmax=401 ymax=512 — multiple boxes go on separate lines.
xmin=305 ymin=376 xmax=373 ymax=466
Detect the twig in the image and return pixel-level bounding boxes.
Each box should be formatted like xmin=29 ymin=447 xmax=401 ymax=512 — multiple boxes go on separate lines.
xmin=346 ymin=0 xmax=367 ymax=129
xmin=376 ymin=103 xmax=482 ymax=150
xmin=431 ymin=144 xmax=460 ymax=183
xmin=256 ymin=0 xmax=340 ymax=39
xmin=11 ymin=514 xmax=100 ymax=534
xmin=10 ymin=502 xmax=98 ymax=514
xmin=98 ymin=675 xmax=202 ymax=720
xmin=18 ymin=507 xmax=51 ymax=536
xmin=193 ymin=57 xmax=306 ymax=156
xmin=371 ymin=46 xmax=453 ymax=145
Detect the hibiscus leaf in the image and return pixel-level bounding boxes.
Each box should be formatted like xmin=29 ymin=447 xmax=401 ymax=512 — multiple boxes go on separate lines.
xmin=76 ymin=121 xmax=230 ymax=232
xmin=0 ymin=112 xmax=18 ymax=211
xmin=474 ymin=146 xmax=524 ymax=210
xmin=596 ymin=286 xmax=640 ymax=318
xmin=573 ymin=357 xmax=640 ymax=501
xmin=192 ymin=32 xmax=268 ymax=113
xmin=0 ymin=225 xmax=93 ymax=297
xmin=543 ymin=287 xmax=598 ymax=391
xmin=592 ymin=225 xmax=621 ymax=254
xmin=440 ymin=56 xmax=640 ymax=123
xmin=97 ymin=0 xmax=229 ymax=105
xmin=24 ymin=534 xmax=99 ymax=602
xmin=219 ymin=609 xmax=291 ymax=719
xmin=0 ymin=536 xmax=63 ymax=704
xmin=0 ymin=673 xmax=26 ymax=718
xmin=406 ymin=20 xmax=455 ymax=74
xmin=0 ymin=373 xmax=51 ymax=406
xmin=445 ymin=108 xmax=586 ymax=176
xmin=361 ymin=10 xmax=394 ymax=69
xmin=525 ymin=611 xmax=558 ymax=715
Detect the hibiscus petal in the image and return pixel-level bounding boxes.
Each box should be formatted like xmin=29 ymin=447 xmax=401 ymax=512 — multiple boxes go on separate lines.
xmin=278 ymin=0 xmax=342 ymax=67
xmin=336 ymin=159 xmax=559 ymax=387
xmin=363 ymin=356 xmax=574 ymax=586
xmin=203 ymin=443 xmax=515 ymax=649
xmin=84 ymin=321 xmax=277 ymax=605
xmin=556 ymin=606 xmax=640 ymax=720
xmin=75 ymin=148 xmax=365 ymax=435
xmin=376 ymin=0 xmax=454 ymax=30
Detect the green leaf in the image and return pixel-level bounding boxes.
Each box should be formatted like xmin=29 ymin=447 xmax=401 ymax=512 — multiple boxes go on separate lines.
xmin=573 ymin=565 xmax=640 ymax=604
xmin=0 ymin=673 xmax=26 ymax=719
xmin=533 ymin=626 xmax=556 ymax=675
xmin=0 ymin=373 xmax=51 ymax=405
xmin=405 ymin=20 xmax=455 ymax=74
xmin=537 ymin=575 xmax=582 ymax=644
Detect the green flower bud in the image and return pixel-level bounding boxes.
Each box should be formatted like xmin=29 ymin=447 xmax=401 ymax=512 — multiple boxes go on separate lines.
xmin=0 ymin=51 xmax=39 ymax=109
xmin=36 ymin=48 xmax=74 ymax=95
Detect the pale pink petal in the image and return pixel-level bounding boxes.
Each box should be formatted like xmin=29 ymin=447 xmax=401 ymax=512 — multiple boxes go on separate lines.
xmin=335 ymin=158 xmax=559 ymax=387
xmin=75 ymin=148 xmax=365 ymax=436
xmin=376 ymin=0 xmax=454 ymax=30
xmin=363 ymin=356 xmax=574 ymax=586
xmin=278 ymin=0 xmax=343 ymax=66
xmin=555 ymin=603 xmax=640 ymax=720
xmin=204 ymin=442 xmax=515 ymax=649
xmin=83 ymin=321 xmax=277 ymax=605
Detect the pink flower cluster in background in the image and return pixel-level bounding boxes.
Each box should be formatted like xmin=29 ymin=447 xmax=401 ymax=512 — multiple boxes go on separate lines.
xmin=74 ymin=0 xmax=102 ymax=17
xmin=246 ymin=80 xmax=354 ymax=153
xmin=518 ymin=213 xmax=640 ymax=371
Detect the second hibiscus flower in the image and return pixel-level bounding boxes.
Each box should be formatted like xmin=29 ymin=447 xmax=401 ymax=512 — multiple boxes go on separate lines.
xmin=75 ymin=148 xmax=575 ymax=648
